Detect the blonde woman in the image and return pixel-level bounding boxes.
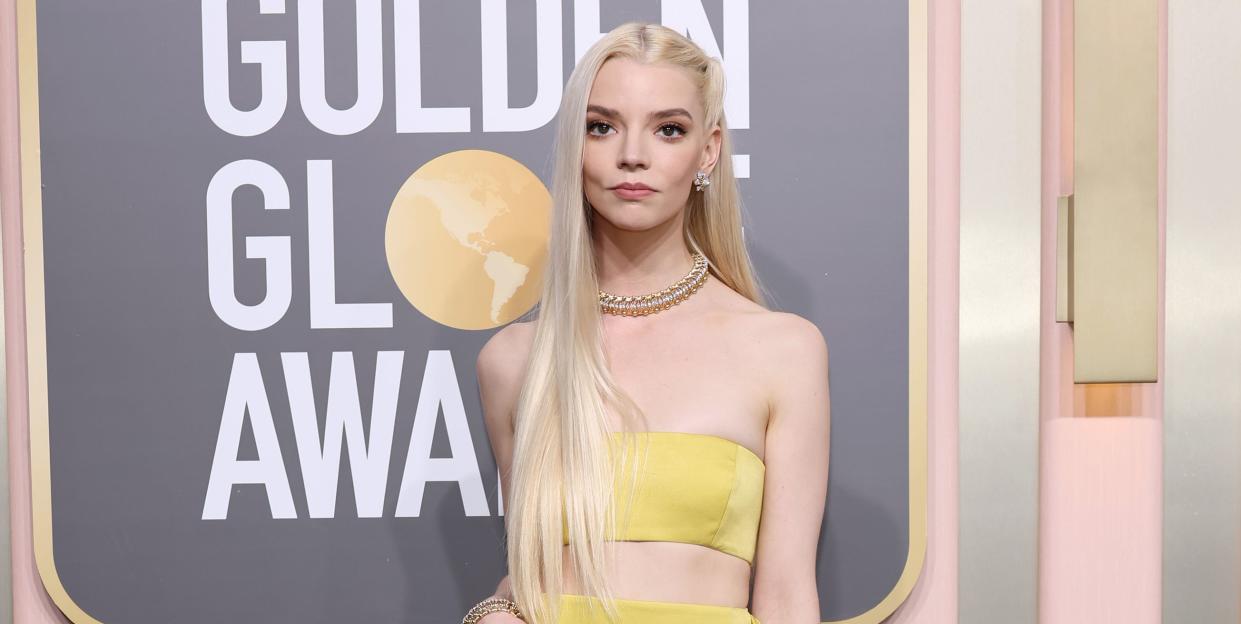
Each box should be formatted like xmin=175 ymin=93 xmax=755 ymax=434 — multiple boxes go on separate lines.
xmin=466 ymin=21 xmax=830 ymax=624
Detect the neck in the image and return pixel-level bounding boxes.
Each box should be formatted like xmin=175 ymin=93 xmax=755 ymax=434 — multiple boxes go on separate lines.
xmin=591 ymin=211 xmax=695 ymax=296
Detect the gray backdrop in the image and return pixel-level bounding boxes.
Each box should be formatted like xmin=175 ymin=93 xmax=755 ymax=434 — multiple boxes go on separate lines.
xmin=29 ymin=1 xmax=910 ymax=621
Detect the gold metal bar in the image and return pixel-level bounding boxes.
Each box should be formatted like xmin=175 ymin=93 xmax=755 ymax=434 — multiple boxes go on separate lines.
xmin=1072 ymin=0 xmax=1159 ymax=383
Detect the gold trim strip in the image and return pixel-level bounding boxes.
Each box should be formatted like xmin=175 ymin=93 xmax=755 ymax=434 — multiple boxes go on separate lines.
xmin=16 ymin=0 xmax=103 ymax=620
xmin=828 ymin=0 xmax=929 ymax=620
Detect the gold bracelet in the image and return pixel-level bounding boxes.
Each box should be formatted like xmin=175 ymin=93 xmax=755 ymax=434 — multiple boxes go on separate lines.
xmin=462 ymin=596 xmax=524 ymax=624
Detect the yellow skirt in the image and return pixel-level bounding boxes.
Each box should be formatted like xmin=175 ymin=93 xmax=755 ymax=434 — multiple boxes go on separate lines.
xmin=553 ymin=593 xmax=761 ymax=623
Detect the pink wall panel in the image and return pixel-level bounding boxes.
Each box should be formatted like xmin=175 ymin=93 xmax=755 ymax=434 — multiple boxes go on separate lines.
xmin=1037 ymin=1 xmax=1165 ymax=622
xmin=1040 ymin=419 xmax=1162 ymax=622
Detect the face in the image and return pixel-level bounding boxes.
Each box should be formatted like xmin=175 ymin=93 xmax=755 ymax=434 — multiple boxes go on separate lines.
xmin=582 ymin=56 xmax=721 ymax=233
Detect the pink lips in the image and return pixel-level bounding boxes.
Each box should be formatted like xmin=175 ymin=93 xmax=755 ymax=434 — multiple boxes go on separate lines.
xmin=612 ymin=182 xmax=655 ymax=200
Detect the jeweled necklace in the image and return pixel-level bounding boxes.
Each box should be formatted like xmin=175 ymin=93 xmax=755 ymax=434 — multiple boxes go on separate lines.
xmin=598 ymin=252 xmax=710 ymax=317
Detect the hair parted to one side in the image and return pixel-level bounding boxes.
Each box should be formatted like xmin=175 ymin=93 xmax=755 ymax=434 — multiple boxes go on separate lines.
xmin=504 ymin=21 xmax=770 ymax=624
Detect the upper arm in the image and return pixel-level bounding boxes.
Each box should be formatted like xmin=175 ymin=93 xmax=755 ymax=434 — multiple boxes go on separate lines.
xmin=476 ymin=321 xmax=534 ymax=511
xmin=750 ymin=314 xmax=831 ymax=616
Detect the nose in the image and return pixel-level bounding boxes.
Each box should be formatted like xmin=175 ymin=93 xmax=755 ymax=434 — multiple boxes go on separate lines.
xmin=618 ymin=129 xmax=649 ymax=170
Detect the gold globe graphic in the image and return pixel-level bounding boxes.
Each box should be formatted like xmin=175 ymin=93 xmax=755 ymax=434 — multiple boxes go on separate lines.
xmin=386 ymin=150 xmax=551 ymax=330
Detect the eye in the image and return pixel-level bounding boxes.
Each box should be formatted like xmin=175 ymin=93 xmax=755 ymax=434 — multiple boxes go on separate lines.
xmin=657 ymin=123 xmax=687 ymax=139
xmin=586 ymin=120 xmax=614 ymax=137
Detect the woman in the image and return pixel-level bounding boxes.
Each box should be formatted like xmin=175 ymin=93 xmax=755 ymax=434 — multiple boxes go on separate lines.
xmin=465 ymin=22 xmax=830 ymax=624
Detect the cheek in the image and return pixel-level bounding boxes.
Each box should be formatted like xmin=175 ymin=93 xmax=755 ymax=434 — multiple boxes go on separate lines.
xmin=580 ymin=147 xmax=610 ymax=209
xmin=671 ymin=139 xmax=703 ymax=168
xmin=581 ymin=145 xmax=608 ymax=185
xmin=658 ymin=147 xmax=701 ymax=185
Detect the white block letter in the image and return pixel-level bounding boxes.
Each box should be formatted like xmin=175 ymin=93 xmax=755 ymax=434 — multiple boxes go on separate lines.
xmin=480 ymin=0 xmax=563 ymax=132
xmin=396 ymin=350 xmax=489 ymax=517
xmin=394 ymin=0 xmax=471 ymax=132
xmin=307 ymin=160 xmax=393 ymax=329
xmin=297 ymin=0 xmax=385 ymax=135
xmin=201 ymin=0 xmax=288 ymax=136
xmin=573 ymin=0 xmax=603 ymax=64
xmin=203 ymin=353 xmax=297 ymax=519
xmin=206 ymin=159 xmax=292 ymax=332
xmin=283 ymin=351 xmax=404 ymax=518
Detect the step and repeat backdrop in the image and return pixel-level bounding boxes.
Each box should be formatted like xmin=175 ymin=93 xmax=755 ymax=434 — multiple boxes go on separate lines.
xmin=16 ymin=1 xmax=924 ymax=622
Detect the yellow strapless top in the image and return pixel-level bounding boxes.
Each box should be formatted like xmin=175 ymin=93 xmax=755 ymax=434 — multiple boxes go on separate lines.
xmin=561 ymin=431 xmax=766 ymax=565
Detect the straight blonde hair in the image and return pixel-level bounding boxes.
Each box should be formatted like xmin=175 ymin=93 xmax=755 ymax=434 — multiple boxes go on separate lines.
xmin=505 ymin=21 xmax=769 ymax=624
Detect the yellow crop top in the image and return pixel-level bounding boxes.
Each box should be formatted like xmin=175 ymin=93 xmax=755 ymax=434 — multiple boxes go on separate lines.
xmin=560 ymin=431 xmax=766 ymax=564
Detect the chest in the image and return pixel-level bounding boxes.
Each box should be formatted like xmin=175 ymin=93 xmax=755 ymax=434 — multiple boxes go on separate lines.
xmin=599 ymin=315 xmax=770 ymax=436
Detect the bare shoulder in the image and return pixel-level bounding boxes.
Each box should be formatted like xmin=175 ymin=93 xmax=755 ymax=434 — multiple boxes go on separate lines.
xmin=476 ymin=320 xmax=537 ymax=434
xmin=728 ymin=308 xmax=829 ymax=421
xmin=752 ymin=310 xmax=828 ymax=363
xmin=478 ymin=319 xmax=536 ymax=377
xmin=715 ymin=296 xmax=828 ymax=361
xmin=699 ymin=277 xmax=829 ymax=375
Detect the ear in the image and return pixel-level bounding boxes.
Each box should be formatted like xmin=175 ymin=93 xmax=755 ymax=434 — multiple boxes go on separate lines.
xmin=698 ymin=124 xmax=723 ymax=174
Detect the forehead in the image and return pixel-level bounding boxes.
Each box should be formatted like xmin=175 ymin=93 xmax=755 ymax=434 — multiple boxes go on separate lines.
xmin=588 ymin=57 xmax=702 ymax=119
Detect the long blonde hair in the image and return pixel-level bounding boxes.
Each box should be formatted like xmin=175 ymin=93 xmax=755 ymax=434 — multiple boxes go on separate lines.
xmin=505 ymin=21 xmax=768 ymax=624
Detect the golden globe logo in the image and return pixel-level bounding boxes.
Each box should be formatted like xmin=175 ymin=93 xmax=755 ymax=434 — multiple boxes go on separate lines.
xmin=386 ymin=150 xmax=551 ymax=330
xmin=200 ymin=151 xmax=551 ymax=521
xmin=197 ymin=1 xmax=750 ymax=521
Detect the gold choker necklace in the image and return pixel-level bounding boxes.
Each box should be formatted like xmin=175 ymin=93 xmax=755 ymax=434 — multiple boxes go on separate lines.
xmin=599 ymin=252 xmax=710 ymax=317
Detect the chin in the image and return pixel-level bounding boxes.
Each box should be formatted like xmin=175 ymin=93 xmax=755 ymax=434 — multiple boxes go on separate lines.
xmin=592 ymin=205 xmax=668 ymax=231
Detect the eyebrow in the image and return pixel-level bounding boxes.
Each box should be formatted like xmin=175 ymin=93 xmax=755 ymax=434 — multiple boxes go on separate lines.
xmin=586 ymin=104 xmax=694 ymax=122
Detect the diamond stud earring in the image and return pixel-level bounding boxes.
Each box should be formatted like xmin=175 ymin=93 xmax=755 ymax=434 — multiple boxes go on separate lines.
xmin=694 ymin=170 xmax=711 ymax=192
